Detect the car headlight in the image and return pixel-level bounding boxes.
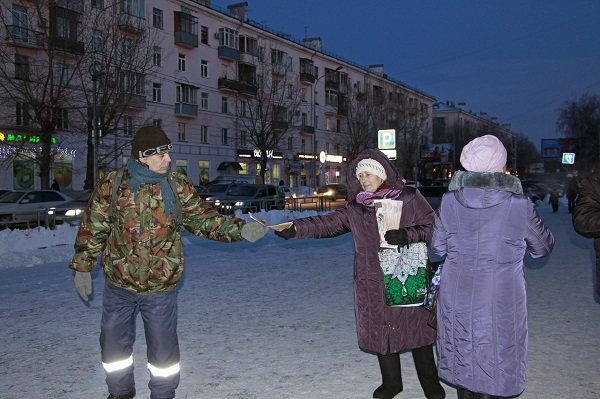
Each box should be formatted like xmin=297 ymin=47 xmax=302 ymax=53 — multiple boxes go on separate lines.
xmin=214 ymin=200 xmax=221 ymax=206
xmin=65 ymin=209 xmax=83 ymax=217
xmin=206 ymin=196 xmax=213 ymax=201
xmin=235 ymin=201 xmax=245 ymax=206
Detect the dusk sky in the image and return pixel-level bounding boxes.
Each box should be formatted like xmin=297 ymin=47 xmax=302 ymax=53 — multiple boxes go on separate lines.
xmin=212 ymin=0 xmax=600 ymax=150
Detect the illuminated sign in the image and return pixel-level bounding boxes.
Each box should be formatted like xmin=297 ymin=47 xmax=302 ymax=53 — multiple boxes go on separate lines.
xmin=0 ymin=132 xmax=57 ymax=144
xmin=378 ymin=129 xmax=395 ymax=150
xmin=562 ymin=153 xmax=575 ymax=164
xmin=237 ymin=149 xmax=283 ymax=159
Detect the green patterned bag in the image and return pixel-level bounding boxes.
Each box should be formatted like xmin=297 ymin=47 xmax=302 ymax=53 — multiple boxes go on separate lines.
xmin=378 ymin=242 xmax=430 ymax=307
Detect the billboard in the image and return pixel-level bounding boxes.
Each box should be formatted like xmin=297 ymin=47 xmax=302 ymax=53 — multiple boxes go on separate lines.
xmin=421 ymin=143 xmax=455 ymax=163
xmin=541 ymin=138 xmax=577 ymax=158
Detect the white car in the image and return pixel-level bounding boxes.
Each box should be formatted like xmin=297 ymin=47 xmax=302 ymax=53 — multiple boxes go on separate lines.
xmin=0 ymin=189 xmax=72 ymax=228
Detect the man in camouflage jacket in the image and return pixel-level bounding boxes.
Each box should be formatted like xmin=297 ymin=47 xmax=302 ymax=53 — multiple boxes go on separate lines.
xmin=69 ymin=126 xmax=265 ymax=399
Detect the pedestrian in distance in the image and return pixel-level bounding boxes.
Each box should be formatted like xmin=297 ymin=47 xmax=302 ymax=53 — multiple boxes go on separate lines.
xmin=429 ymin=135 xmax=555 ymax=399
xmin=572 ymin=171 xmax=600 ymax=296
xmin=51 ymin=178 xmax=60 ymax=191
xmin=69 ymin=126 xmax=268 ymax=399
xmin=274 ymin=148 xmax=445 ymax=399
xmin=565 ymin=174 xmax=579 ymax=213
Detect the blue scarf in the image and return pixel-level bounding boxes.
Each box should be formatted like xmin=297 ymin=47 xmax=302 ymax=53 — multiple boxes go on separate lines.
xmin=356 ymin=188 xmax=402 ymax=206
xmin=126 ymin=158 xmax=176 ymax=218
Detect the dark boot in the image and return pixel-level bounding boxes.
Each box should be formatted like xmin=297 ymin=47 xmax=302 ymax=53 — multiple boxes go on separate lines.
xmin=107 ymin=389 xmax=136 ymax=399
xmin=473 ymin=394 xmax=499 ymax=399
xmin=457 ymin=387 xmax=475 ymax=399
xmin=373 ymin=353 xmax=403 ymax=399
xmin=412 ymin=345 xmax=445 ymax=399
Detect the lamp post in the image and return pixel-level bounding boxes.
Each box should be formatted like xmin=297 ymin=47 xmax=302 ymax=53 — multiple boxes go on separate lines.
xmin=90 ymin=61 xmax=104 ymax=187
xmin=312 ymin=66 xmax=342 ymax=190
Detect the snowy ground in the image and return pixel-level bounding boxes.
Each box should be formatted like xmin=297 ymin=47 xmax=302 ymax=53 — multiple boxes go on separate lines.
xmin=0 ymin=198 xmax=599 ymax=399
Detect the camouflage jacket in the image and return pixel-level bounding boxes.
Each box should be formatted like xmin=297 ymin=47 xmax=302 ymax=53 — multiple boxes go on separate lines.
xmin=69 ymin=168 xmax=245 ymax=294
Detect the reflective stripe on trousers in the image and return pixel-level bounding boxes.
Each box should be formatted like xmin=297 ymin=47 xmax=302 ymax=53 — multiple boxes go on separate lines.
xmin=100 ymin=282 xmax=180 ymax=399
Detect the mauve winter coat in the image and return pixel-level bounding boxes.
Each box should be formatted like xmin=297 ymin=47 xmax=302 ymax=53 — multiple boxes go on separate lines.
xmin=293 ymin=148 xmax=437 ymax=355
xmin=429 ymin=171 xmax=554 ymax=397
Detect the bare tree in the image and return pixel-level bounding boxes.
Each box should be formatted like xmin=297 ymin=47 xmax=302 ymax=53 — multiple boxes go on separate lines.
xmin=557 ymin=93 xmax=600 ymax=173
xmin=0 ymin=0 xmax=88 ymax=188
xmin=232 ymin=44 xmax=304 ymax=183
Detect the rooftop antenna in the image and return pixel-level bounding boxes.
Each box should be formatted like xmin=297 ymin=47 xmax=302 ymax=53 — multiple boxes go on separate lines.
xmin=304 ymin=26 xmax=309 ymax=38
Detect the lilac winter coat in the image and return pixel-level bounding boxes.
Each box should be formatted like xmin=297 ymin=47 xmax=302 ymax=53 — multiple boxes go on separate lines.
xmin=293 ymin=148 xmax=437 ymax=355
xmin=429 ymin=171 xmax=555 ymax=397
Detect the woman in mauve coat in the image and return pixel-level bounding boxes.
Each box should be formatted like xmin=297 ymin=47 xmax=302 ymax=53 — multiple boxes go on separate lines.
xmin=429 ymin=135 xmax=555 ymax=399
xmin=275 ymin=148 xmax=445 ymax=399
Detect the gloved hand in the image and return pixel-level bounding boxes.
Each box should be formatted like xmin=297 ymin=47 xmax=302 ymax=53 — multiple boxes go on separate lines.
xmin=274 ymin=224 xmax=296 ymax=240
xmin=241 ymin=222 xmax=269 ymax=243
xmin=384 ymin=228 xmax=409 ymax=247
xmin=74 ymin=271 xmax=92 ymax=301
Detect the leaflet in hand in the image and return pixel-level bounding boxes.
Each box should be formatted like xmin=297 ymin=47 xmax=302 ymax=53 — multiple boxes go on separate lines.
xmin=374 ymin=199 xmax=403 ymax=249
xmin=249 ymin=212 xmax=293 ymax=231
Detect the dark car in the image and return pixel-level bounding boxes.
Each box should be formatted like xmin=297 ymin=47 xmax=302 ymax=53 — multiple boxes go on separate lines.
xmin=417 ymin=185 xmax=448 ymax=210
xmin=315 ymin=183 xmax=348 ymax=201
xmin=47 ymin=190 xmax=93 ymax=225
xmin=197 ymin=181 xmax=244 ymax=205
xmin=216 ymin=184 xmax=285 ymax=214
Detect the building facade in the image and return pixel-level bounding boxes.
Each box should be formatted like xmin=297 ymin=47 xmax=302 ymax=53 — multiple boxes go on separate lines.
xmin=0 ymin=0 xmax=436 ymax=191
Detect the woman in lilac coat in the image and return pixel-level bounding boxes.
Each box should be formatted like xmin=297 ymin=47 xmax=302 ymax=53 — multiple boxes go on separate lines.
xmin=275 ymin=148 xmax=445 ymax=399
xmin=429 ymin=135 xmax=555 ymax=399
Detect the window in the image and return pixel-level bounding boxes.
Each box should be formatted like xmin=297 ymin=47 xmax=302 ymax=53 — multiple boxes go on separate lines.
xmin=301 ymin=112 xmax=307 ymax=125
xmin=122 ymin=0 xmax=144 ymax=18
xmin=14 ymin=54 xmax=29 ymax=80
xmin=153 ymin=46 xmax=162 ymax=66
xmin=121 ymin=71 xmax=144 ymax=95
xmin=326 ymin=90 xmax=338 ymax=107
xmin=221 ymin=96 xmax=228 ymax=113
xmin=301 ymin=87 xmax=307 ymax=102
xmin=326 ymin=118 xmax=331 ymax=131
xmin=152 ymin=8 xmax=163 ymax=29
xmin=218 ymin=27 xmax=238 ymax=48
xmin=200 ymin=92 xmax=208 ymax=110
xmin=92 ymin=30 xmax=102 ymax=53
xmin=301 ymin=139 xmax=306 ymax=152
xmin=11 ymin=4 xmax=28 ymax=42
xmin=176 ymin=84 xmax=197 ymax=104
xmin=55 ymin=63 xmax=69 ymax=88
xmin=178 ymin=53 xmax=186 ymax=72
xmin=221 ymin=128 xmax=228 ymax=145
xmin=122 ymin=38 xmax=132 ymax=60
xmin=123 ymin=116 xmax=133 ymax=136
xmin=153 ymin=118 xmax=162 ymax=128
xmin=288 ymin=137 xmax=293 ymax=150
xmin=178 ymin=122 xmax=186 ymax=142
xmin=152 ymin=83 xmax=162 ymax=102
xmin=16 ymin=102 xmax=30 ymax=126
xmin=240 ymin=131 xmax=246 ymax=147
xmin=91 ymin=0 xmax=103 ymax=9
xmin=200 ymin=60 xmax=208 ymax=78
xmin=200 ymin=125 xmax=208 ymax=143
xmin=200 ymin=25 xmax=208 ymax=44
xmin=240 ymin=101 xmax=247 ymax=117
xmin=54 ymin=108 xmax=69 ymax=129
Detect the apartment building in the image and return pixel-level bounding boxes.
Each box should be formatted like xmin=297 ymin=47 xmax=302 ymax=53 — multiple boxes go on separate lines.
xmin=0 ymin=0 xmax=435 ymax=191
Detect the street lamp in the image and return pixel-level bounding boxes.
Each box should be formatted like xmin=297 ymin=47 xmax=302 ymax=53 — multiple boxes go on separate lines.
xmin=90 ymin=61 xmax=104 ymax=187
xmin=312 ymin=66 xmax=342 ymax=189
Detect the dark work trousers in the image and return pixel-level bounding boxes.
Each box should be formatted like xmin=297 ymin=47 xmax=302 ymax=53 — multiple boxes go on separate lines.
xmin=100 ymin=282 xmax=180 ymax=399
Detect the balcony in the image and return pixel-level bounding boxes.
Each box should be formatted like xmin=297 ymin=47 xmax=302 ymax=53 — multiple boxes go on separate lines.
xmin=175 ymin=31 xmax=198 ymax=48
xmin=407 ymin=107 xmax=418 ymax=116
xmin=272 ymin=63 xmax=287 ymax=76
xmin=356 ymin=92 xmax=365 ymax=101
xmin=239 ymin=51 xmax=258 ymax=65
xmin=325 ymin=80 xmax=340 ymax=91
xmin=238 ymin=82 xmax=258 ymax=96
xmin=175 ymin=103 xmax=198 ymax=118
xmin=5 ymin=26 xmax=44 ymax=49
xmin=301 ymin=124 xmax=315 ymax=134
xmin=218 ymin=46 xmax=239 ymax=61
xmin=50 ymin=36 xmax=84 ymax=54
xmin=125 ymin=93 xmax=146 ymax=110
xmin=118 ymin=13 xmax=146 ymax=34
xmin=218 ymin=78 xmax=240 ymax=92
xmin=300 ymin=72 xmax=315 ymax=83
xmin=373 ymin=95 xmax=385 ymax=106
xmin=272 ymin=120 xmax=289 ymax=131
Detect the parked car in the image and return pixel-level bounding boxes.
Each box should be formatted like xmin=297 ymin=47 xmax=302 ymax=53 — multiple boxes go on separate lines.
xmin=0 ymin=189 xmax=72 ymax=227
xmin=522 ymin=179 xmax=563 ymax=197
xmin=417 ymin=185 xmax=448 ymax=210
xmin=278 ymin=185 xmax=295 ymax=203
xmin=521 ymin=181 xmax=553 ymax=202
xmin=0 ymin=189 xmax=13 ymax=198
xmin=216 ymin=184 xmax=285 ymax=213
xmin=47 ymin=190 xmax=93 ymax=225
xmin=315 ymin=183 xmax=348 ymax=201
xmin=197 ymin=181 xmax=244 ymax=205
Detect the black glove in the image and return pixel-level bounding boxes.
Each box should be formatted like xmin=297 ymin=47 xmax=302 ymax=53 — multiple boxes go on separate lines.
xmin=275 ymin=224 xmax=296 ymax=240
xmin=384 ymin=228 xmax=408 ymax=246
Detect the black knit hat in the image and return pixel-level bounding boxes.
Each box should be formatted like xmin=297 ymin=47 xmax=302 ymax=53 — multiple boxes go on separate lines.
xmin=131 ymin=126 xmax=172 ymax=159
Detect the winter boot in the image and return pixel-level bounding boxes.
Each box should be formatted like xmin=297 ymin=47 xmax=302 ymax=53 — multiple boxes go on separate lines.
xmin=107 ymin=389 xmax=136 ymax=399
xmin=373 ymin=353 xmax=403 ymax=399
xmin=412 ymin=345 xmax=446 ymax=399
xmin=456 ymin=387 xmax=475 ymax=399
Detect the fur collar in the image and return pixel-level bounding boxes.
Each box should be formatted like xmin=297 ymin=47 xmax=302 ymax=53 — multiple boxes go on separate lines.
xmin=449 ymin=171 xmax=523 ymax=195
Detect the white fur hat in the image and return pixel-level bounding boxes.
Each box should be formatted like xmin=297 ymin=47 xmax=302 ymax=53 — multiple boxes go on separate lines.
xmin=355 ymin=158 xmax=387 ymax=181
xmin=460 ymin=135 xmax=507 ymax=172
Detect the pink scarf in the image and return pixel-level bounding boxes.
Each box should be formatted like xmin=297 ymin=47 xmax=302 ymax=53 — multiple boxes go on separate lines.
xmin=356 ymin=188 xmax=401 ymax=206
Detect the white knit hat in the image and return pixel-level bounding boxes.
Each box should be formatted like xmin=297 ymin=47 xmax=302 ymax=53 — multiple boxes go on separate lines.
xmin=460 ymin=135 xmax=507 ymax=172
xmin=355 ymin=158 xmax=387 ymax=181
